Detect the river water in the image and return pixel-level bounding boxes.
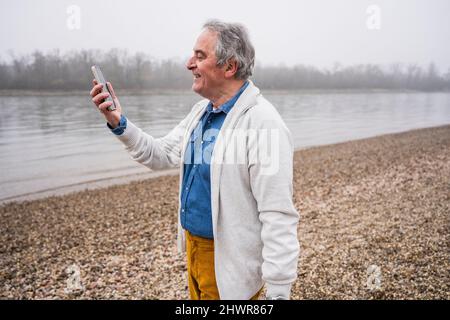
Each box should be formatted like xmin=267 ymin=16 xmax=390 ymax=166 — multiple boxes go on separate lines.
xmin=1 ymin=91 xmax=449 ymax=202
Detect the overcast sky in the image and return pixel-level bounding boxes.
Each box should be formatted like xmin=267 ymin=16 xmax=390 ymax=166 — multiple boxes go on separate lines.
xmin=1 ymin=0 xmax=449 ymax=70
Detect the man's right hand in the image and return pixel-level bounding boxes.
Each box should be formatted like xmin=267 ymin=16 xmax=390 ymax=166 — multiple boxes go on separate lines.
xmin=90 ymin=79 xmax=122 ymax=128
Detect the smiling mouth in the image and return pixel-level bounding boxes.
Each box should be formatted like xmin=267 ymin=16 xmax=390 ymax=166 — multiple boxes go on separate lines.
xmin=193 ymin=73 xmax=201 ymax=79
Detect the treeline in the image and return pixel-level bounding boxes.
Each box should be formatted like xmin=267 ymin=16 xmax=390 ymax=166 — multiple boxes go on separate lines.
xmin=0 ymin=49 xmax=449 ymax=91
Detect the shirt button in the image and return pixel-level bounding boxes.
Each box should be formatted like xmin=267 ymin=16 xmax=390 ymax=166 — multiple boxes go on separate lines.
xmin=182 ymin=209 xmax=185 ymax=212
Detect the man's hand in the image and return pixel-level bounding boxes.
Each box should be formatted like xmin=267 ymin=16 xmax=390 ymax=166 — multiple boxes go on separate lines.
xmin=90 ymin=79 xmax=122 ymax=128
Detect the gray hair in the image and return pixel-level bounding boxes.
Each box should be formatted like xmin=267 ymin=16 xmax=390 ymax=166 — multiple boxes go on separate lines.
xmin=203 ymin=19 xmax=255 ymax=80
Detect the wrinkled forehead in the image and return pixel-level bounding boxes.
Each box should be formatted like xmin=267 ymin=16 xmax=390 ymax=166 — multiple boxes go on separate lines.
xmin=193 ymin=29 xmax=218 ymax=55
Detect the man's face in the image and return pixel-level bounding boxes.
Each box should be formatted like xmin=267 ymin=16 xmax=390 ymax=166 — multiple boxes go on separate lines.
xmin=186 ymin=30 xmax=227 ymax=99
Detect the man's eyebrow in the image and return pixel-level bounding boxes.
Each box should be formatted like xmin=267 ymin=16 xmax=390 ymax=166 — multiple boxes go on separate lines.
xmin=194 ymin=50 xmax=206 ymax=56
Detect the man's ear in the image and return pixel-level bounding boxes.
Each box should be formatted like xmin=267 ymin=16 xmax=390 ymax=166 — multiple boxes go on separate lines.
xmin=224 ymin=59 xmax=238 ymax=78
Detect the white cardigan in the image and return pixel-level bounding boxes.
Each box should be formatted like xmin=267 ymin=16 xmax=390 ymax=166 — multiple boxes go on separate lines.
xmin=114 ymin=81 xmax=299 ymax=299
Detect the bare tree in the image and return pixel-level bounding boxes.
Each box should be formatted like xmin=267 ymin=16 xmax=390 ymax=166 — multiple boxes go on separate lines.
xmin=0 ymin=49 xmax=448 ymax=91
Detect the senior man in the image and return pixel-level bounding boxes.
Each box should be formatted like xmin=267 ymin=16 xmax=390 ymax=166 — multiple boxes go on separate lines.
xmin=90 ymin=20 xmax=299 ymax=300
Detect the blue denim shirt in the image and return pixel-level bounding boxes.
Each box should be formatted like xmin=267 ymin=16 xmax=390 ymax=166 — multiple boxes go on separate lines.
xmin=109 ymin=81 xmax=249 ymax=239
xmin=181 ymin=81 xmax=249 ymax=239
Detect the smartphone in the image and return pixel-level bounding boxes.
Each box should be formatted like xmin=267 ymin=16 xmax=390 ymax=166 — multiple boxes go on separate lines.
xmin=91 ymin=65 xmax=116 ymax=111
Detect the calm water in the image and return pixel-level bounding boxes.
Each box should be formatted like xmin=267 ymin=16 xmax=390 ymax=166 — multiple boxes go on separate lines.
xmin=1 ymin=91 xmax=449 ymax=202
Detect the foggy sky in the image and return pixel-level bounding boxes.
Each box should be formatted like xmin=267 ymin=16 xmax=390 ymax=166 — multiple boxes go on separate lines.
xmin=1 ymin=0 xmax=450 ymax=70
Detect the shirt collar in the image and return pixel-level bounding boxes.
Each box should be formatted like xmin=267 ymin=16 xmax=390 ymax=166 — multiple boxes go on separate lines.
xmin=206 ymin=80 xmax=250 ymax=114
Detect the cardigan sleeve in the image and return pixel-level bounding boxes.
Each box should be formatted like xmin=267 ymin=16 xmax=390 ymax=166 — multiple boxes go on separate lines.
xmin=113 ymin=104 xmax=202 ymax=171
xmin=247 ymin=116 xmax=300 ymax=299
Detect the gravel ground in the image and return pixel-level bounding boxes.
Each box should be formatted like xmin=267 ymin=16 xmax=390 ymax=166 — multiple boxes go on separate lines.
xmin=1 ymin=125 xmax=449 ymax=299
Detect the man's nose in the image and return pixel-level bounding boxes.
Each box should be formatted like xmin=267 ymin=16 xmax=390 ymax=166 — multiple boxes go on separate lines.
xmin=186 ymin=56 xmax=195 ymax=70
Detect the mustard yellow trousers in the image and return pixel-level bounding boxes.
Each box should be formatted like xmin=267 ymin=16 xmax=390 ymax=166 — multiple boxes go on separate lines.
xmin=186 ymin=231 xmax=262 ymax=300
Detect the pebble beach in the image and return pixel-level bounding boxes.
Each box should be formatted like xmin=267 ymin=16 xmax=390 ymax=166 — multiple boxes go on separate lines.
xmin=1 ymin=125 xmax=449 ymax=299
